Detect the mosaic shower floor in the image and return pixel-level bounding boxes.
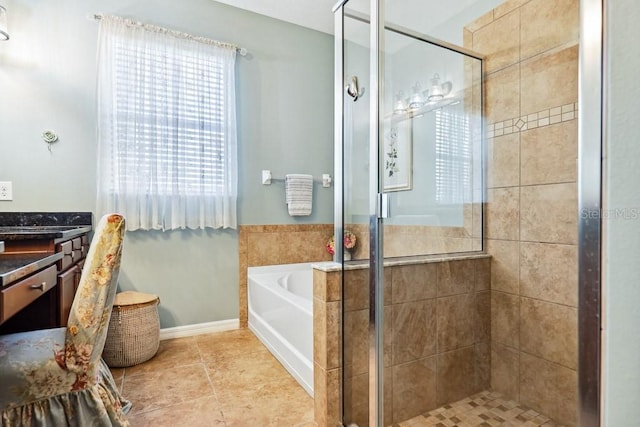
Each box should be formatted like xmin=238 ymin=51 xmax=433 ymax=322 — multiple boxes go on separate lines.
xmin=392 ymin=390 xmax=564 ymax=427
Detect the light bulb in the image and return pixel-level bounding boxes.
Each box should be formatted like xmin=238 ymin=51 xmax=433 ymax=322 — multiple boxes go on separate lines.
xmin=428 ymin=73 xmax=444 ymax=101
xmin=408 ymin=82 xmax=425 ymax=110
xmin=393 ymin=91 xmax=407 ymax=114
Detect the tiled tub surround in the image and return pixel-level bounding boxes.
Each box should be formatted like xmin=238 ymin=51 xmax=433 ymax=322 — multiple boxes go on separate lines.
xmin=238 ymin=224 xmax=334 ymax=327
xmin=313 ymin=254 xmax=491 ymax=427
xmin=237 ymin=222 xmax=483 ymax=328
xmin=466 ymin=0 xmax=579 ymax=425
xmin=347 ymin=216 xmax=483 ymax=261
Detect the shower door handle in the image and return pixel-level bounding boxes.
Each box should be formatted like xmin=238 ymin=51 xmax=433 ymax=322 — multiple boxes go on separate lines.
xmin=377 ymin=193 xmax=390 ymax=219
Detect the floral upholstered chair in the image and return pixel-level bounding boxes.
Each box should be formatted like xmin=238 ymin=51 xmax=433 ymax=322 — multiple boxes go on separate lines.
xmin=0 ymin=213 xmax=131 ymax=426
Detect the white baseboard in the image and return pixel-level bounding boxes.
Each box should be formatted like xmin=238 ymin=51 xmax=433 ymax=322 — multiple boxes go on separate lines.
xmin=159 ymin=318 xmax=240 ymax=340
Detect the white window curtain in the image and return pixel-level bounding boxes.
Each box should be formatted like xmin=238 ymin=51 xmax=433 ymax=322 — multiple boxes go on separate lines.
xmin=96 ymin=15 xmax=238 ymax=231
xmin=434 ymin=107 xmax=472 ymax=205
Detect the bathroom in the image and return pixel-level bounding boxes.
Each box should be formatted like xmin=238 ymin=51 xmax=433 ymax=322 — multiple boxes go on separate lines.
xmin=0 ymin=0 xmax=638 ymax=426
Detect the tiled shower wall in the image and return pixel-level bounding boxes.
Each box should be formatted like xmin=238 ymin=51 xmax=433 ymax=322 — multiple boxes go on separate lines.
xmin=314 ymin=256 xmax=491 ymax=426
xmin=347 ymin=218 xmax=481 ymax=260
xmin=238 ymin=224 xmax=333 ymax=327
xmin=465 ymin=0 xmax=579 ymax=425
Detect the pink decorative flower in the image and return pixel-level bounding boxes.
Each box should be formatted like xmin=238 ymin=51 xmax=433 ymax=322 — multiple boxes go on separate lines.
xmin=343 ymin=231 xmax=357 ymax=250
xmin=326 ymin=237 xmax=335 ymax=255
xmin=326 ymin=230 xmax=357 ymax=255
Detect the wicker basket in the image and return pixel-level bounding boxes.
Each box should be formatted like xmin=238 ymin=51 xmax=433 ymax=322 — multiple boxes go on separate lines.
xmin=103 ymin=291 xmax=160 ymax=368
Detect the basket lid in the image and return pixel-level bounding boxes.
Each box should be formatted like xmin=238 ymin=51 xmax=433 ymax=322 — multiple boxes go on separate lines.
xmin=114 ymin=291 xmax=159 ymax=306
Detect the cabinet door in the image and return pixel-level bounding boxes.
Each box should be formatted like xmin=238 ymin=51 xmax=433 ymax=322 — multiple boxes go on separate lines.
xmin=74 ymin=260 xmax=85 ymax=292
xmin=58 ymin=267 xmax=76 ymax=326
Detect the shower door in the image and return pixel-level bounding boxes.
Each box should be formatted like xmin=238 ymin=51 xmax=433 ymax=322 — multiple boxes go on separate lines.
xmin=336 ymin=2 xmax=381 ymax=424
xmin=335 ymin=0 xmax=594 ymax=425
xmin=336 ymin=1 xmax=484 ymax=426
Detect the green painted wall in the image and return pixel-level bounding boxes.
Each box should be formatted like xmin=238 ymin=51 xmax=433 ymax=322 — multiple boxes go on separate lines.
xmin=0 ymin=0 xmax=334 ymax=327
xmin=603 ymin=0 xmax=640 ymax=423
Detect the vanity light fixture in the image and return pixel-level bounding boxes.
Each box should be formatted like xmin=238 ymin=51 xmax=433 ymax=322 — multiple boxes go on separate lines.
xmin=0 ymin=5 xmax=9 ymax=41
xmin=393 ymin=74 xmax=454 ymax=115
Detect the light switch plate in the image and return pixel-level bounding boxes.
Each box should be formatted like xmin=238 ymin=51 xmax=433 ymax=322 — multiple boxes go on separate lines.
xmin=0 ymin=181 xmax=13 ymax=201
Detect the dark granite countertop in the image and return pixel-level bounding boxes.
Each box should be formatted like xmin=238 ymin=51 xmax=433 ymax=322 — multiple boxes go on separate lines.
xmin=0 ymin=212 xmax=92 ymax=227
xmin=0 ymin=212 xmax=92 ymax=242
xmin=0 ymin=225 xmax=92 ymax=241
xmin=0 ymin=252 xmax=64 ymax=286
xmin=0 ymin=213 xmax=92 ymax=286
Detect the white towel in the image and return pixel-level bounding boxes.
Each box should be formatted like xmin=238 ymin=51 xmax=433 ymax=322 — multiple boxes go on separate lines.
xmin=285 ymin=174 xmax=313 ymax=216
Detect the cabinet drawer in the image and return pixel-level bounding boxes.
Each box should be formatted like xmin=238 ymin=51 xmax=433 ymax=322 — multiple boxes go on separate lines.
xmin=58 ymin=240 xmax=73 ymax=255
xmin=80 ymin=235 xmax=89 ymax=258
xmin=1 ymin=265 xmax=57 ymax=324
xmin=57 ymin=241 xmax=73 ymax=271
xmin=72 ymin=237 xmax=82 ymax=250
xmin=71 ymin=238 xmax=85 ymax=263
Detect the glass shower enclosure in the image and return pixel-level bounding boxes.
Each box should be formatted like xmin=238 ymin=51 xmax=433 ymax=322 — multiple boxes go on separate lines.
xmin=335 ymin=0 xmax=484 ymax=425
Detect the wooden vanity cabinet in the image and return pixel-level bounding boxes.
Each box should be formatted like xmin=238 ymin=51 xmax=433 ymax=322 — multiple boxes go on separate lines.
xmin=56 ymin=236 xmax=89 ymax=326
xmin=1 ymin=230 xmax=90 ymax=330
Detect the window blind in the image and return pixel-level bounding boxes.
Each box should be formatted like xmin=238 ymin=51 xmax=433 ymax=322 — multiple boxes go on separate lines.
xmin=111 ymin=39 xmax=227 ymax=196
xmin=434 ymin=107 xmax=472 ymax=205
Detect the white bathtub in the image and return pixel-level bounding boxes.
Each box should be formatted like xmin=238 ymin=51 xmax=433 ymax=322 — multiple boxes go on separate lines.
xmin=248 ymin=262 xmax=314 ymax=396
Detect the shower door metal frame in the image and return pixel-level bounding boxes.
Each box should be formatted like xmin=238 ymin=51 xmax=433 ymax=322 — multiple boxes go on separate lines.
xmin=334 ymin=0 xmax=345 ymax=269
xmin=368 ymin=1 xmax=385 ymax=426
xmin=330 ymin=2 xmax=396 ymax=425
xmin=578 ymin=0 xmax=604 ymax=426
xmin=332 ymin=2 xmax=384 ymax=424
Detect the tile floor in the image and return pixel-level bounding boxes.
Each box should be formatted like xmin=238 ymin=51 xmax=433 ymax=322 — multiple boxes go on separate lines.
xmin=109 ymin=328 xmax=315 ymax=426
xmin=111 ymin=329 xmax=562 ymax=427
xmin=391 ymin=390 xmax=564 ymax=427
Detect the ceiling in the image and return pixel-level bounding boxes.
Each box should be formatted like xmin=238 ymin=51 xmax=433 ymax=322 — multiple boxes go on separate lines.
xmin=212 ymin=0 xmax=337 ymax=35
xmin=211 ymin=0 xmax=504 ymax=40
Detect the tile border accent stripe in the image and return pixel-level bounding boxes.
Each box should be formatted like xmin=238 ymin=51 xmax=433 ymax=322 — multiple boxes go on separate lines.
xmin=487 ymin=101 xmax=578 ymax=138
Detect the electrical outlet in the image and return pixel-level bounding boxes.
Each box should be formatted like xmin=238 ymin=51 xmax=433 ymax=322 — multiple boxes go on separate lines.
xmin=0 ymin=181 xmax=13 ymax=201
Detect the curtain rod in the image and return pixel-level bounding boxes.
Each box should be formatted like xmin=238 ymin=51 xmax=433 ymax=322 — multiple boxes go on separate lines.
xmin=90 ymin=13 xmax=248 ymax=56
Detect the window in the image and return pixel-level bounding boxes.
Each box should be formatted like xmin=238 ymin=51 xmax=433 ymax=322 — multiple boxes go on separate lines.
xmin=434 ymin=106 xmax=472 ymax=205
xmin=96 ymin=15 xmax=237 ymax=231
